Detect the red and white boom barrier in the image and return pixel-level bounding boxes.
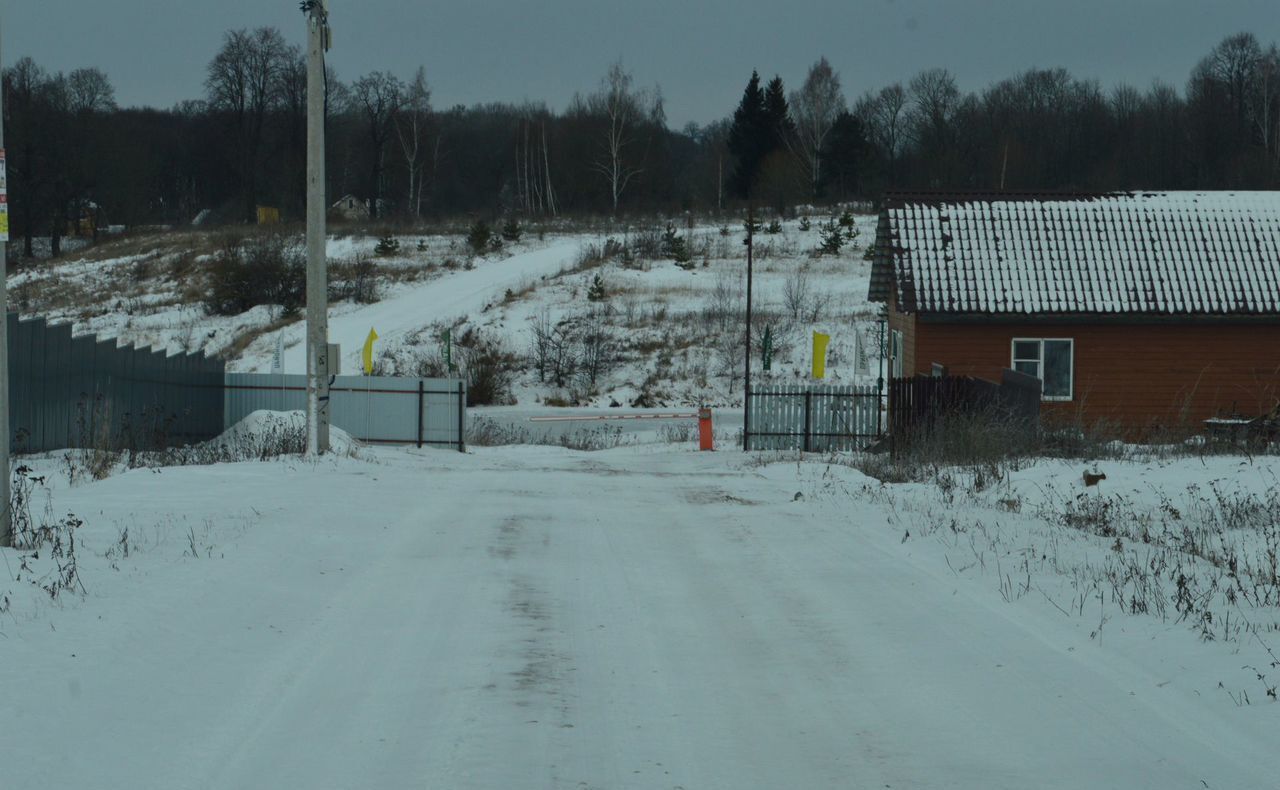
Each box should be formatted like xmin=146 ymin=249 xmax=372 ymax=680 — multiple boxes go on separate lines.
xmin=529 ymin=409 xmax=716 ymax=451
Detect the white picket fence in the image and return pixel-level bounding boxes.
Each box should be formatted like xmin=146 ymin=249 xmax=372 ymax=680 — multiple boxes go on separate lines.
xmin=746 ymin=384 xmax=881 ymax=452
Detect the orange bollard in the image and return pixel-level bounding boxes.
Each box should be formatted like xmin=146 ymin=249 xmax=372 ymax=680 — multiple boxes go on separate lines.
xmin=698 ymin=408 xmax=714 ymax=451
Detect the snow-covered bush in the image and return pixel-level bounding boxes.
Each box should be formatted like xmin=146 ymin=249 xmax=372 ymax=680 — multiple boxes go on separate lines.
xmin=457 ymin=330 xmax=517 ymax=406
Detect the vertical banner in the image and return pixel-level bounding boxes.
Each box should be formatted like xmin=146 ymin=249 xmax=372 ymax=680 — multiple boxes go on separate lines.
xmin=812 ymin=332 xmax=831 ymax=379
xmin=362 ymin=328 xmax=379 ymax=375
xmin=855 ymin=331 xmax=871 ymax=376
xmin=0 ymin=149 xmax=9 ymax=242
xmin=271 ymin=332 xmax=285 ymax=374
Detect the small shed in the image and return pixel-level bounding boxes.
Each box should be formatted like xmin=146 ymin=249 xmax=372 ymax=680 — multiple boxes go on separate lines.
xmin=331 ymin=194 xmax=369 ymax=221
xmin=869 ymin=191 xmax=1280 ymax=434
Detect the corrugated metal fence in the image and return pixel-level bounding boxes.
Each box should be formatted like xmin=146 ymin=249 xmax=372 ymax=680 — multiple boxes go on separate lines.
xmin=9 ymin=313 xmax=226 ymax=453
xmin=746 ymin=384 xmax=882 ymax=452
xmin=224 ymin=374 xmax=467 ymax=450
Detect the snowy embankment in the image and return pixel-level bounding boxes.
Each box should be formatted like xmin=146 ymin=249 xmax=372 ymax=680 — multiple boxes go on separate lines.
xmin=9 ymin=215 xmax=880 ymax=409
xmin=2 ymin=440 xmax=1278 ymax=789
xmin=233 ymin=237 xmax=587 ymax=375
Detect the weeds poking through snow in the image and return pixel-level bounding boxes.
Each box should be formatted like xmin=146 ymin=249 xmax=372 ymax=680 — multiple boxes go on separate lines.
xmin=7 ymin=466 xmax=86 ymax=602
xmin=812 ymin=449 xmax=1280 ymax=677
xmin=465 ymin=417 xmax=632 ymax=452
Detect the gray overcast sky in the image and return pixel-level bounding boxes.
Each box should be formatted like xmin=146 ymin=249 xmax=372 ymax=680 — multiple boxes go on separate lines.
xmin=3 ymin=1 xmax=1278 ymax=127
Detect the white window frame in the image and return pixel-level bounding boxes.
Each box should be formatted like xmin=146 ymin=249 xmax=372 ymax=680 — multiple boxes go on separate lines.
xmin=1011 ymin=338 xmax=1074 ymax=402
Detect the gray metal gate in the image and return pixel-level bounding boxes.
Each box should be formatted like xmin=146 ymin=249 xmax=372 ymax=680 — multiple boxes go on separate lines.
xmin=746 ymin=384 xmax=882 ymax=452
xmin=224 ymin=374 xmax=467 ymax=450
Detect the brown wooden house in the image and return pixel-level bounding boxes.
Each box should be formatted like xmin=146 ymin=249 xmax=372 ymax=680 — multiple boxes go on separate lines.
xmin=869 ymin=191 xmax=1280 ymax=433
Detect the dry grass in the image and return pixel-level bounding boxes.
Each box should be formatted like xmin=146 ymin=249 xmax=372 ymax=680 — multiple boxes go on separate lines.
xmin=220 ymin=314 xmax=301 ymax=361
xmin=67 ymin=229 xmax=242 ymax=264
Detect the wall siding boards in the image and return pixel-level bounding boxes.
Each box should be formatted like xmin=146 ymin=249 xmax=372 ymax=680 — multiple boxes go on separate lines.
xmin=911 ymin=320 xmax=1280 ymax=430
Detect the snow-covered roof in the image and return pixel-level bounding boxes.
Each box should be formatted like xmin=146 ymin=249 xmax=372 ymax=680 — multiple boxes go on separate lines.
xmin=869 ymin=191 xmax=1280 ymax=316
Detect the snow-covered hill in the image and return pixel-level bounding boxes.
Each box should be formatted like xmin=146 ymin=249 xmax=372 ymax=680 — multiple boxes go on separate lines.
xmin=11 ymin=215 xmax=882 ymax=408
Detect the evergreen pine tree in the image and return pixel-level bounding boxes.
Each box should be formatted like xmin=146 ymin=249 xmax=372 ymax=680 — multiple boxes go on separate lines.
xmin=763 ymin=76 xmax=796 ymax=151
xmin=375 ymin=235 xmax=401 ymax=256
xmin=467 ymin=220 xmax=493 ymax=255
xmin=587 ymin=273 xmax=608 ymax=302
xmin=727 ymin=71 xmax=768 ymax=199
xmin=819 ymin=111 xmax=869 ymax=200
xmin=729 ymin=72 xmax=796 ymax=206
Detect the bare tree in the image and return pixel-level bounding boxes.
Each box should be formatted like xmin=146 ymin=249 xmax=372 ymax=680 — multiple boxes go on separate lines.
xmin=352 ymin=71 xmax=406 ymax=220
xmin=395 ymin=67 xmax=432 ymax=219
xmin=6 ymin=58 xmax=52 ymax=256
xmin=789 ymin=57 xmax=845 ymax=197
xmin=585 ymin=62 xmax=661 ymax=213
xmin=705 ymin=271 xmax=743 ymax=332
xmin=575 ymin=306 xmax=615 ymax=394
xmin=1249 ymin=46 xmax=1280 ymax=159
xmin=67 ymin=68 xmax=116 ymax=112
xmin=205 ymin=27 xmax=290 ymax=222
xmin=1202 ymin=32 xmax=1263 ymax=130
xmin=855 ymin=84 xmax=908 ymax=182
xmin=1110 ymin=83 xmax=1143 ymax=119
xmin=274 ymin=46 xmax=309 ymax=215
xmin=515 ymin=106 xmax=558 ymax=217
xmin=907 ymin=68 xmax=960 ymax=144
xmin=782 ymin=267 xmax=832 ymax=324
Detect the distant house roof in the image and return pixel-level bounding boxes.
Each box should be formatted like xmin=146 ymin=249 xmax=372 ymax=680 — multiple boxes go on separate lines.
xmin=869 ymin=191 xmax=1280 ymax=317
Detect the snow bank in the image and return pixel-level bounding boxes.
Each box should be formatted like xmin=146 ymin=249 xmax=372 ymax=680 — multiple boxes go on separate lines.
xmin=212 ymin=410 xmax=358 ymax=458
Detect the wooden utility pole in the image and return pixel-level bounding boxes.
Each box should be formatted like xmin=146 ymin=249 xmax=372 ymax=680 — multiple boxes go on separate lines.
xmin=304 ymin=0 xmax=332 ymax=455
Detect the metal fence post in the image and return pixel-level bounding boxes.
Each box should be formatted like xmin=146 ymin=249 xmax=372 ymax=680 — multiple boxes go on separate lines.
xmin=803 ymin=390 xmax=812 ymax=453
xmin=456 ymin=380 xmax=466 ymax=453
xmin=417 ymin=380 xmax=424 ymax=449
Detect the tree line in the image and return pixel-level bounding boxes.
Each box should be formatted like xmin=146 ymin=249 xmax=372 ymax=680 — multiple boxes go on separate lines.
xmin=4 ymin=29 xmax=1280 ymax=254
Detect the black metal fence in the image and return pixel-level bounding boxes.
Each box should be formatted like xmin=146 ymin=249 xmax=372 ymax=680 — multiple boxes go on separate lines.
xmin=745 ymin=384 xmax=883 ymax=452
xmin=889 ymin=369 xmax=1042 ymax=447
xmin=9 ymin=313 xmax=226 ymax=453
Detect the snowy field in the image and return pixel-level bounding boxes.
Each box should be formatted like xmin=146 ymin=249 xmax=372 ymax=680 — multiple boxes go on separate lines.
xmin=3 ymin=435 xmax=1279 ymax=789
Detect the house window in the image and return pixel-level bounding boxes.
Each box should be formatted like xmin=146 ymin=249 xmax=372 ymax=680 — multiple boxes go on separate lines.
xmin=1012 ymin=339 xmax=1073 ymax=401
xmin=890 ymin=330 xmax=904 ymax=378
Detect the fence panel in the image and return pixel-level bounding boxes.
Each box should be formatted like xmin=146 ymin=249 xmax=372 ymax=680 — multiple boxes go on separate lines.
xmin=6 ymin=313 xmax=227 ymax=453
xmin=224 ymin=374 xmax=467 ymax=450
xmin=889 ymin=370 xmax=1043 ymax=448
xmin=746 ymin=384 xmax=882 ymax=452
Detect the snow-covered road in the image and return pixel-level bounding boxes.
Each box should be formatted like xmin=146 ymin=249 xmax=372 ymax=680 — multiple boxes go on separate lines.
xmin=4 ymin=447 xmax=1277 ymax=789
xmin=235 ymin=238 xmax=585 ymax=374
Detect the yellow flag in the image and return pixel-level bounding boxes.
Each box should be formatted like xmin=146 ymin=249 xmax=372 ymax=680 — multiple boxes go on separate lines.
xmin=812 ymin=332 xmax=831 ymax=379
xmin=362 ymin=328 xmax=379 ymax=375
